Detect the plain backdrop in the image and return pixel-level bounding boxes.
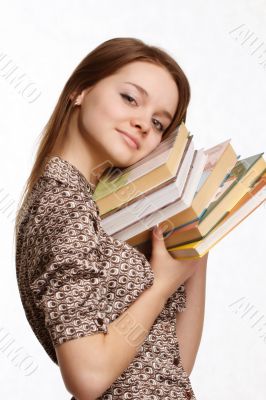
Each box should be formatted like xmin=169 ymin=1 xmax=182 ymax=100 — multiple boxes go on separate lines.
xmin=0 ymin=1 xmax=265 ymax=399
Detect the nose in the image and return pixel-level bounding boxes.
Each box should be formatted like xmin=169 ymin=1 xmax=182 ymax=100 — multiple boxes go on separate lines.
xmin=130 ymin=114 xmax=150 ymax=134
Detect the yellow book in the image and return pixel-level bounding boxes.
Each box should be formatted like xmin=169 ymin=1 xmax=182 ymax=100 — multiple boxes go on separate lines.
xmin=167 ymin=178 xmax=266 ymax=259
xmin=127 ymin=139 xmax=238 ymax=247
xmin=164 ymin=153 xmax=266 ymax=247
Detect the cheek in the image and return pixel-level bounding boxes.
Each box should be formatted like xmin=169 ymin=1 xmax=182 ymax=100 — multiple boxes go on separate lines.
xmin=136 ymin=138 xmax=161 ymax=161
xmin=104 ymin=98 xmax=126 ymax=121
xmin=93 ymin=92 xmax=125 ymax=121
xmin=79 ymin=97 xmax=111 ymax=133
xmin=146 ymin=137 xmax=161 ymax=153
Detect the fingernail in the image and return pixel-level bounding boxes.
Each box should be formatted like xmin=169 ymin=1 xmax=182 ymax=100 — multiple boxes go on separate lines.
xmin=156 ymin=224 xmax=162 ymax=234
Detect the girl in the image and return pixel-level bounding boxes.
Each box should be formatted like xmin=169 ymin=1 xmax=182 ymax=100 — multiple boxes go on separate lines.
xmin=15 ymin=37 xmax=208 ymax=400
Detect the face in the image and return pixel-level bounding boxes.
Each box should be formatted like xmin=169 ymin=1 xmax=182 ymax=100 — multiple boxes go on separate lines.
xmin=75 ymin=61 xmax=179 ymax=169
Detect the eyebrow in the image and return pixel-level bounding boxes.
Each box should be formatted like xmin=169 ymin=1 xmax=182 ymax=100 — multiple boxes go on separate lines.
xmin=123 ymin=81 xmax=173 ymax=121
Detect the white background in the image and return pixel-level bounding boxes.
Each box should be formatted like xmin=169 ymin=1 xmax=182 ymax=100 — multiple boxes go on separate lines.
xmin=0 ymin=0 xmax=265 ymax=399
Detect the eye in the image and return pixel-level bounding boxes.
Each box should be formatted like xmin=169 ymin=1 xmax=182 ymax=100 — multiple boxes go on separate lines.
xmin=120 ymin=93 xmax=137 ymax=105
xmin=120 ymin=93 xmax=165 ymax=133
xmin=152 ymin=118 xmax=165 ymax=133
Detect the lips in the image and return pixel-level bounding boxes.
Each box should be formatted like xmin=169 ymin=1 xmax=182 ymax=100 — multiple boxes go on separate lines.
xmin=116 ymin=129 xmax=140 ymax=149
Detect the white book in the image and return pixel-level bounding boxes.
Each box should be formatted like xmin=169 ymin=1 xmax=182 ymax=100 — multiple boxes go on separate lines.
xmin=113 ymin=148 xmax=207 ymax=241
xmin=102 ymin=138 xmax=195 ymax=234
xmin=168 ymin=185 xmax=266 ymax=259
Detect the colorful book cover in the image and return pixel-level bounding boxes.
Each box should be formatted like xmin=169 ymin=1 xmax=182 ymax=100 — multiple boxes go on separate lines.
xmin=194 ymin=139 xmax=234 ymax=195
xmin=200 ymin=153 xmax=264 ymax=221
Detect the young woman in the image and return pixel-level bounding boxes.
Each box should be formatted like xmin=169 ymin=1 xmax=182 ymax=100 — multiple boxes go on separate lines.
xmin=15 ymin=37 xmax=208 ymax=400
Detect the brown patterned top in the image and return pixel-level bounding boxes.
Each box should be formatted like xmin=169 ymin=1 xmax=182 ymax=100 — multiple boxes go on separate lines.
xmin=15 ymin=155 xmax=196 ymax=400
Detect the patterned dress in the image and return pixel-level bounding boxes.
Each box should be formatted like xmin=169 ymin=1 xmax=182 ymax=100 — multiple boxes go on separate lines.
xmin=15 ymin=155 xmax=196 ymax=400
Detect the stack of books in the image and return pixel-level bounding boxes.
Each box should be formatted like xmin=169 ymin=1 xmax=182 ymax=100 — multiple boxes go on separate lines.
xmin=92 ymin=123 xmax=266 ymax=260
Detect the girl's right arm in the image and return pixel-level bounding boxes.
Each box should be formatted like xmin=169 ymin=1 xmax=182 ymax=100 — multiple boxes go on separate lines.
xmin=56 ymin=282 xmax=168 ymax=400
xmin=56 ymin=225 xmax=198 ymax=400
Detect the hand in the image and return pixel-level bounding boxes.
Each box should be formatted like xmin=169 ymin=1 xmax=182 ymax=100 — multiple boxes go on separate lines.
xmin=149 ymin=224 xmax=200 ymax=301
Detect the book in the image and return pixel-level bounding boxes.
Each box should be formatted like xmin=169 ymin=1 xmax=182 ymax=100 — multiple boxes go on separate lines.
xmin=113 ymin=147 xmax=206 ymax=243
xmin=122 ymin=139 xmax=238 ymax=247
xmin=163 ymin=139 xmax=239 ymax=229
xmin=92 ymin=120 xmax=264 ymax=261
xmin=166 ymin=174 xmax=266 ymax=259
xmin=101 ymin=134 xmax=195 ymax=234
xmin=93 ymin=122 xmax=190 ymax=215
xmin=160 ymin=153 xmax=266 ymax=247
xmin=222 ymin=171 xmax=266 ymax=213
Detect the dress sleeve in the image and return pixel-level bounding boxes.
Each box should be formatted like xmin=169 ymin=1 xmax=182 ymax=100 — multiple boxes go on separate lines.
xmin=29 ymin=181 xmax=110 ymax=347
xmin=167 ymin=283 xmax=187 ymax=316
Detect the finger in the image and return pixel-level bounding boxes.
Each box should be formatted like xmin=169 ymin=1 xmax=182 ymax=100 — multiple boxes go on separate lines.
xmin=151 ymin=224 xmax=166 ymax=254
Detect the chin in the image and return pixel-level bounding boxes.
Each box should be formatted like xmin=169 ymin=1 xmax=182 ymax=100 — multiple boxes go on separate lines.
xmin=112 ymin=157 xmax=135 ymax=169
xmin=106 ymin=147 xmax=137 ymax=168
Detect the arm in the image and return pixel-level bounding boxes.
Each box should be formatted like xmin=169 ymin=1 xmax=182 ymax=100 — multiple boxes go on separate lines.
xmin=175 ymin=252 xmax=209 ymax=377
xmin=35 ymin=183 xmax=190 ymax=400
xmin=56 ymin=282 xmax=176 ymax=400
xmin=31 ymin=183 xmax=174 ymax=400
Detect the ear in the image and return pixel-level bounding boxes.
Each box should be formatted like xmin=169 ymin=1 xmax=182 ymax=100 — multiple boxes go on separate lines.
xmin=69 ymin=89 xmax=87 ymax=104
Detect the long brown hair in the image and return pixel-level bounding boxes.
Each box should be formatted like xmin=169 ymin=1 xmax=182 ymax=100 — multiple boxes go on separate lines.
xmin=14 ymin=37 xmax=191 ymax=242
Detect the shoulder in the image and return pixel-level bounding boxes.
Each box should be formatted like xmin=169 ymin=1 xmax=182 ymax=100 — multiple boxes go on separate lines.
xmin=32 ymin=171 xmax=98 ymax=216
xmin=35 ymin=176 xmax=100 ymax=233
xmin=17 ymin=174 xmax=100 ymax=255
